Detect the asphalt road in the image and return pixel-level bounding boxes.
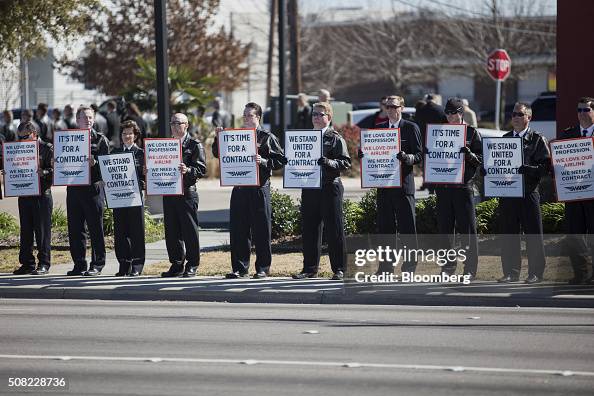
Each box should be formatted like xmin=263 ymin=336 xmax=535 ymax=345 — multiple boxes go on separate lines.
xmin=1 ymin=300 xmax=593 ymax=395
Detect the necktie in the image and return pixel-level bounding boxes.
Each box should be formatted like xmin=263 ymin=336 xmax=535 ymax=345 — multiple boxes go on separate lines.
xmin=583 ymin=130 xmax=588 ymax=137
xmin=391 ymin=124 xmax=395 ymax=129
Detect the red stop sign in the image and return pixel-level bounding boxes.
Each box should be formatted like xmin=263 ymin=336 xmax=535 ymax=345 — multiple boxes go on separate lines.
xmin=486 ymin=49 xmax=511 ymax=81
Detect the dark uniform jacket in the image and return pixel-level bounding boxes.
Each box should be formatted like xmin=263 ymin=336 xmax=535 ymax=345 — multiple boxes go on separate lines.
xmin=39 ymin=139 xmax=54 ymax=191
xmin=180 ymin=134 xmax=207 ymax=190
xmin=212 ymin=126 xmax=285 ymax=186
xmin=90 ymin=129 xmax=110 ymax=184
xmin=377 ymin=119 xmax=422 ymax=194
xmin=503 ymin=127 xmax=550 ymax=194
xmin=111 ymin=144 xmax=145 ymax=191
xmin=320 ymin=126 xmax=351 ymax=185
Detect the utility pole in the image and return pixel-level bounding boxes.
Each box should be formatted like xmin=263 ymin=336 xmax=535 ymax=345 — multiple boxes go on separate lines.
xmin=288 ymin=0 xmax=301 ymax=94
xmin=20 ymin=55 xmax=29 ymax=110
xmin=154 ymin=0 xmax=170 ymax=137
xmin=266 ymin=0 xmax=277 ymax=107
xmin=278 ymin=0 xmax=286 ymax=139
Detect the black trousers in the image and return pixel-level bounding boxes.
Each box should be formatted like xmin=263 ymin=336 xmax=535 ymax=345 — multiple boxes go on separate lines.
xmin=229 ymin=184 xmax=272 ymax=274
xmin=67 ymin=184 xmax=106 ymax=271
xmin=114 ymin=205 xmax=145 ymax=274
xmin=301 ymin=180 xmax=345 ymax=273
xmin=499 ymin=191 xmax=546 ymax=278
xmin=163 ymin=191 xmax=200 ymax=270
xmin=18 ymin=191 xmax=52 ymax=268
xmin=435 ymin=187 xmax=479 ymax=275
xmin=376 ymin=188 xmax=417 ymax=272
xmin=564 ymin=200 xmax=594 ymax=278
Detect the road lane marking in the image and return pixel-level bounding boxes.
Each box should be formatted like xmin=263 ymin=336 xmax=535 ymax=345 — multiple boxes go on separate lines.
xmin=0 ymin=354 xmax=592 ymax=378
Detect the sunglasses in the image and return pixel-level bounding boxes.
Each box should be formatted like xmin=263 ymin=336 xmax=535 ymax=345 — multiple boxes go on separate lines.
xmin=312 ymin=111 xmax=328 ymax=117
xmin=445 ymin=110 xmax=461 ymax=115
xmin=511 ymin=112 xmax=527 ymax=118
xmin=385 ymin=105 xmax=401 ymax=110
xmin=577 ymin=108 xmax=592 ymax=113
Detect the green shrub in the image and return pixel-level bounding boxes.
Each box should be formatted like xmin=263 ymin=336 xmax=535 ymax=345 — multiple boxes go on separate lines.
xmin=0 ymin=211 xmax=19 ymax=239
xmin=357 ymin=188 xmax=377 ymax=233
xmin=415 ymin=195 xmax=438 ymax=234
xmin=541 ymin=202 xmax=565 ymax=233
xmin=103 ymin=208 xmax=114 ymax=236
xmin=144 ymin=210 xmax=165 ymax=242
xmin=343 ymin=199 xmax=363 ymax=235
xmin=51 ymin=206 xmax=68 ymax=229
xmin=271 ymin=189 xmax=300 ymax=239
xmin=475 ymin=198 xmax=499 ymax=234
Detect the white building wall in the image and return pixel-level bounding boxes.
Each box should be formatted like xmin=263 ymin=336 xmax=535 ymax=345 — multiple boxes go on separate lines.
xmin=517 ymin=68 xmax=548 ymax=103
xmin=438 ymin=73 xmax=475 ymax=104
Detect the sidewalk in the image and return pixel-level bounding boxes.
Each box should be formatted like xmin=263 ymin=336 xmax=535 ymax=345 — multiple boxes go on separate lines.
xmin=1 ymin=273 xmax=593 ymax=308
xmin=47 ymin=229 xmax=230 ymax=276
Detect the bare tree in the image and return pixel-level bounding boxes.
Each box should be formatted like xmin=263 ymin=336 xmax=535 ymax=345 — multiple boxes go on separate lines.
xmin=0 ymin=60 xmax=20 ymax=110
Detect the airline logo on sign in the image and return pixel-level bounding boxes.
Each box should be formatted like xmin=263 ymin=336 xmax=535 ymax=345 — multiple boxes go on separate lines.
xmin=486 ymin=49 xmax=511 ymax=81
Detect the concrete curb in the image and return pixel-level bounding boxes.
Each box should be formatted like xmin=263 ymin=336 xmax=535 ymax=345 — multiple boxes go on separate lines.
xmin=1 ymin=279 xmax=593 ymax=308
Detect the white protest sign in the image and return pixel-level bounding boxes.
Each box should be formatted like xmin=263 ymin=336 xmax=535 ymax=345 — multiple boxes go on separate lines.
xmin=144 ymin=138 xmax=183 ymax=196
xmin=550 ymin=137 xmax=594 ymax=202
xmin=53 ymin=129 xmax=91 ymax=186
xmin=283 ymin=130 xmax=322 ymax=189
xmin=360 ymin=128 xmax=401 ymax=188
xmin=424 ymin=124 xmax=466 ymax=184
xmin=483 ymin=137 xmax=524 ymax=198
xmin=217 ymin=129 xmax=259 ymax=186
xmin=2 ymin=140 xmax=40 ymax=197
xmin=99 ymin=153 xmax=143 ymax=208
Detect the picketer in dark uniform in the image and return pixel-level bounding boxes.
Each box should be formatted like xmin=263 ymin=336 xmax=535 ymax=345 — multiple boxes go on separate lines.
xmin=559 ymin=96 xmax=594 ymax=284
xmin=112 ymin=120 xmax=146 ymax=276
xmin=498 ymin=102 xmax=550 ymax=284
xmin=293 ymin=101 xmax=351 ymax=280
xmin=433 ymin=98 xmax=482 ymax=278
xmin=359 ymin=95 xmax=422 ymax=274
xmin=212 ymin=102 xmax=285 ymax=279
xmin=161 ymin=113 xmax=207 ymax=278
xmin=66 ymin=106 xmax=110 ymax=276
xmin=6 ymin=121 xmax=54 ymax=275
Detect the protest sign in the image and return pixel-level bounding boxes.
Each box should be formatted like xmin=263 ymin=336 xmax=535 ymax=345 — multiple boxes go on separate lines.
xmin=53 ymin=129 xmax=90 ymax=186
xmin=2 ymin=140 xmax=40 ymax=197
xmin=360 ymin=128 xmax=401 ymax=188
xmin=550 ymin=137 xmax=594 ymax=202
xmin=483 ymin=137 xmax=524 ymax=198
xmin=283 ymin=130 xmax=322 ymax=189
xmin=217 ymin=129 xmax=259 ymax=186
xmin=424 ymin=124 xmax=466 ymax=184
xmin=99 ymin=152 xmax=143 ymax=208
xmin=145 ymin=138 xmax=183 ymax=195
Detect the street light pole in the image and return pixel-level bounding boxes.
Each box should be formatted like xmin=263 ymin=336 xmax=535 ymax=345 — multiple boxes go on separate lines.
xmin=154 ymin=0 xmax=170 ymax=137
xmin=278 ymin=0 xmax=286 ymax=141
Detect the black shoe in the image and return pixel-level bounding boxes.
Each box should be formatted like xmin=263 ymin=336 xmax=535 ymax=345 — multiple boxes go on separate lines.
xmin=128 ymin=271 xmax=141 ymax=277
xmin=161 ymin=266 xmax=184 ymax=278
xmin=497 ymin=274 xmax=519 ymax=283
xmin=182 ymin=267 xmax=198 ymax=278
xmin=525 ymin=275 xmax=542 ymax=284
xmin=84 ymin=267 xmax=102 ymax=276
xmin=67 ymin=268 xmax=86 ymax=276
xmin=331 ymin=271 xmax=344 ymax=280
xmin=225 ymin=271 xmax=249 ymax=279
xmin=13 ymin=266 xmax=35 ymax=275
xmin=292 ymin=272 xmax=317 ymax=279
xmin=463 ymin=272 xmax=475 ymax=281
xmin=115 ymin=271 xmax=127 ymax=276
xmin=253 ymin=271 xmax=267 ymax=279
xmin=32 ymin=266 xmax=50 ymax=275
